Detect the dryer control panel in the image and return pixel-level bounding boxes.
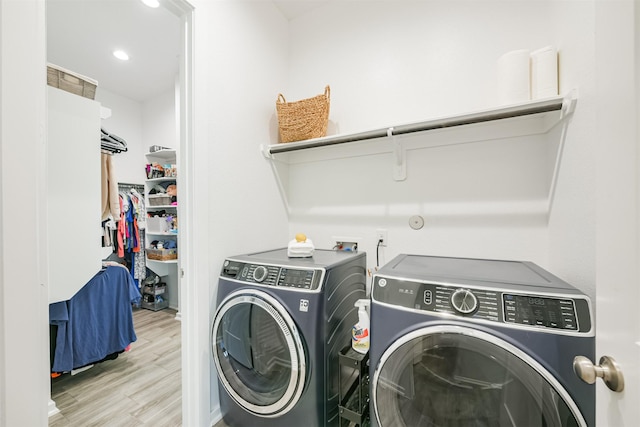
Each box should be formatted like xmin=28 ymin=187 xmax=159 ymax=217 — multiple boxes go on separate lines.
xmin=373 ymin=276 xmax=592 ymax=334
xmin=221 ymin=260 xmax=321 ymax=291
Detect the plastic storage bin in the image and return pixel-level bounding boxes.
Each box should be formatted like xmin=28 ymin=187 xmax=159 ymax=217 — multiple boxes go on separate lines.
xmin=147 ymin=216 xmax=171 ymax=233
xmin=141 ymin=282 xmax=169 ymax=311
xmin=148 ymin=194 xmax=171 ymax=206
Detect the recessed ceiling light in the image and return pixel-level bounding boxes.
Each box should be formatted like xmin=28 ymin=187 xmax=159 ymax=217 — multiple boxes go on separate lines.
xmin=113 ymin=50 xmax=130 ymax=61
xmin=140 ymin=0 xmax=160 ymax=8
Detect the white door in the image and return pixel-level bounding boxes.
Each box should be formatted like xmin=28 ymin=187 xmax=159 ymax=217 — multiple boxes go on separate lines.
xmin=592 ymin=0 xmax=640 ymax=425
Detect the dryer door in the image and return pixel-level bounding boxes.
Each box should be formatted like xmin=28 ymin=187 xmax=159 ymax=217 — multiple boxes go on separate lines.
xmin=372 ymin=325 xmax=586 ymax=427
xmin=212 ymin=289 xmax=306 ymax=417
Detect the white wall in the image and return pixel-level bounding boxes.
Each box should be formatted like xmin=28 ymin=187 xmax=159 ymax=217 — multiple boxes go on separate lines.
xmin=191 ymin=0 xmax=290 ymax=418
xmin=0 ymin=0 xmax=49 ymax=425
xmin=142 ymin=87 xmax=178 ymax=151
xmin=546 ymin=1 xmax=596 ymax=297
xmin=96 ymin=88 xmax=145 ymax=185
xmin=284 ymin=0 xmax=581 ymax=290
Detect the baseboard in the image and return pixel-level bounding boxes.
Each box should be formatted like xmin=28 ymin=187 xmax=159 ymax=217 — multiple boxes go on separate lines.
xmin=48 ymin=399 xmax=60 ymax=417
xmin=209 ymin=406 xmax=222 ymax=426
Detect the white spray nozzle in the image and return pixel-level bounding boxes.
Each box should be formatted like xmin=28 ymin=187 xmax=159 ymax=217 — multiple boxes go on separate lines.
xmin=354 ymin=299 xmax=370 ymax=309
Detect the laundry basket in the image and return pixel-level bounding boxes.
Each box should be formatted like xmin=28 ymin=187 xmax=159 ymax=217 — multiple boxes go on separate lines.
xmin=276 ymin=85 xmax=330 ymax=143
xmin=46 ymin=63 xmax=98 ymax=100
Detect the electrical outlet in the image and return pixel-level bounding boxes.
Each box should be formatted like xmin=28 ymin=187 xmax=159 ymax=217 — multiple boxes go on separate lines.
xmin=376 ymin=229 xmax=388 ymax=246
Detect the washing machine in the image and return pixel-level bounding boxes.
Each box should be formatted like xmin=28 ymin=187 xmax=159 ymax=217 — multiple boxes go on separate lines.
xmin=369 ymin=254 xmax=594 ymax=427
xmin=212 ymin=248 xmax=367 ymax=427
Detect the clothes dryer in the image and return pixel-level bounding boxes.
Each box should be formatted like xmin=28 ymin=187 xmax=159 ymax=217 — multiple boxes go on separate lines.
xmin=370 ymin=254 xmax=594 ymax=427
xmin=212 ymin=248 xmax=367 ymax=427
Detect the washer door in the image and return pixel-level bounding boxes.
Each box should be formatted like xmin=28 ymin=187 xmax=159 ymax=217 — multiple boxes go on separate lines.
xmin=372 ymin=325 xmax=586 ymax=427
xmin=212 ymin=289 xmax=306 ymax=417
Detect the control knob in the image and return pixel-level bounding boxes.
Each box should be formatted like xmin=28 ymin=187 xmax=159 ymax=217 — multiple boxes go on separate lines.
xmin=253 ymin=266 xmax=268 ymax=283
xmin=450 ymin=288 xmax=478 ymax=314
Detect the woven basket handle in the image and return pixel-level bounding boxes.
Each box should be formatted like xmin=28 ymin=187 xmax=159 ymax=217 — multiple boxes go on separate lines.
xmin=277 ymin=94 xmax=286 ymax=103
xmin=324 ymin=85 xmax=330 ymax=99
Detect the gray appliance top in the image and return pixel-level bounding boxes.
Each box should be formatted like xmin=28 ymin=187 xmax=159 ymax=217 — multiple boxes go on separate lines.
xmin=227 ymin=248 xmax=364 ymax=269
xmin=377 ymin=254 xmax=581 ymax=294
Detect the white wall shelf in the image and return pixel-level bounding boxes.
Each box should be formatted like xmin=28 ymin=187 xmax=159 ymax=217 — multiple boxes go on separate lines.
xmin=262 ymin=92 xmax=577 ymax=175
xmin=146 ymin=231 xmax=179 ymax=236
xmin=145 ymin=148 xmax=176 ymax=161
xmin=147 ymin=177 xmax=178 ymax=183
xmin=144 ymin=148 xmax=180 ymax=317
xmin=147 ymin=204 xmax=178 ymax=209
xmin=262 ymin=91 xmax=577 ymax=218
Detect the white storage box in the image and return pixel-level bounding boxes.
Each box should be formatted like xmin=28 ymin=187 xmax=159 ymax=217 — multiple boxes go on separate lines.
xmin=147 ymin=216 xmax=171 ymax=233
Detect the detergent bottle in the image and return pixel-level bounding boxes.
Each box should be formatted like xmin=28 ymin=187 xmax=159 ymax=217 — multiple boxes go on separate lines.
xmin=352 ymin=299 xmax=370 ymax=354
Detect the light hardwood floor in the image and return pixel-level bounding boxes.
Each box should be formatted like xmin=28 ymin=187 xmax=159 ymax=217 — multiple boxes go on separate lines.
xmin=49 ymin=307 xmax=181 ymax=427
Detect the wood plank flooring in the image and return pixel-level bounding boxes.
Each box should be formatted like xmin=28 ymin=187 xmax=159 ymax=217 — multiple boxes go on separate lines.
xmin=49 ymin=307 xmax=181 ymax=427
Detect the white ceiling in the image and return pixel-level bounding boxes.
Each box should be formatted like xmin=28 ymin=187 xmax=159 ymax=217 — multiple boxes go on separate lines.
xmin=47 ymin=0 xmax=181 ymax=103
xmin=46 ymin=0 xmax=328 ymax=103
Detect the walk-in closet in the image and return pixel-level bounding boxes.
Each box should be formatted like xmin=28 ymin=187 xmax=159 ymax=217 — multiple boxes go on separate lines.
xmin=45 ymin=1 xmax=184 ymax=424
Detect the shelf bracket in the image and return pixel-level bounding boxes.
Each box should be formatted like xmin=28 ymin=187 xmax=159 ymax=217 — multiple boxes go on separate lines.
xmin=389 ymin=127 xmax=407 ymax=181
xmin=560 ymin=88 xmax=578 ymax=119
xmin=260 ymin=144 xmax=274 ymax=159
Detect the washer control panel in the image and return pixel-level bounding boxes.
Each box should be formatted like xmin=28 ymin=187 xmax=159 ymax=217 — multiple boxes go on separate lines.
xmin=373 ymin=276 xmax=591 ymax=333
xmin=221 ymin=260 xmax=320 ymax=291
xmin=503 ymin=294 xmax=578 ymax=330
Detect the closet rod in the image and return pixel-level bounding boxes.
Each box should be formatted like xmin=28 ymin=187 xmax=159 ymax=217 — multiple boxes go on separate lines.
xmin=118 ymin=182 xmax=144 ymax=190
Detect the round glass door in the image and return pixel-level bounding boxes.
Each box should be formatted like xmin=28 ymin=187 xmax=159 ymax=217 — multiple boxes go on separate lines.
xmin=212 ymin=289 xmax=306 ymax=416
xmin=372 ymin=325 xmax=585 ymax=427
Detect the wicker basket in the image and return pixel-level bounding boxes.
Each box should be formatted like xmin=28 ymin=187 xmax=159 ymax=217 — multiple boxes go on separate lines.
xmin=276 ymin=86 xmax=330 ymax=143
xmin=46 ymin=63 xmax=98 ymax=100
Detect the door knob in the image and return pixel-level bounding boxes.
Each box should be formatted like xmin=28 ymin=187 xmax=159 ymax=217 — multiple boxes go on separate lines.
xmin=573 ymin=355 xmax=624 ymax=392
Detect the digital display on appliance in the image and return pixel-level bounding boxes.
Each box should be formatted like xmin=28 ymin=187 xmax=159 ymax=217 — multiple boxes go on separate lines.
xmin=503 ymin=294 xmax=577 ymax=330
xmin=286 ymin=270 xmax=306 ymax=285
xmin=279 ymin=268 xmax=315 ymax=289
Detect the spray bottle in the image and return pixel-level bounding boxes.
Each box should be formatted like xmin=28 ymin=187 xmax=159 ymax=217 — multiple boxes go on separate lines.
xmin=352 ymin=299 xmax=370 ymax=354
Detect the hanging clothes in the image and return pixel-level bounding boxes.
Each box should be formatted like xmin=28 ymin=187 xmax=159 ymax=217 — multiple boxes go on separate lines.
xmin=116 ymin=189 xmax=146 ymax=282
xmin=117 ymin=195 xmax=126 ymax=258
xmin=101 ymin=153 xmax=121 ymax=221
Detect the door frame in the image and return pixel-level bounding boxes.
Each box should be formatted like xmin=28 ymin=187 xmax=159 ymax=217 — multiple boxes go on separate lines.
xmin=161 ymin=0 xmax=212 ymax=425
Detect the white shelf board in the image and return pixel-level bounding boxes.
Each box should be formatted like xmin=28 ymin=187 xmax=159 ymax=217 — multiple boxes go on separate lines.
xmin=147 ymin=204 xmax=177 ymax=209
xmin=146 ymin=177 xmax=177 ymax=183
xmin=262 ymin=92 xmax=576 ymax=164
xmin=146 ymin=231 xmax=178 ymax=236
xmin=146 ymin=258 xmax=178 ymax=264
xmin=262 ymin=90 xmax=577 ymax=218
xmin=145 ymin=149 xmax=176 ymax=160
xmin=145 ymin=258 xmax=178 ymax=277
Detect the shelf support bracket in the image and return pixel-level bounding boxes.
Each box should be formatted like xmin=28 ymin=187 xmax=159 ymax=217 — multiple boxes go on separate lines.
xmin=260 ymin=144 xmax=274 ymax=159
xmin=389 ymin=127 xmax=406 ymax=181
xmin=560 ymin=88 xmax=578 ymax=119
